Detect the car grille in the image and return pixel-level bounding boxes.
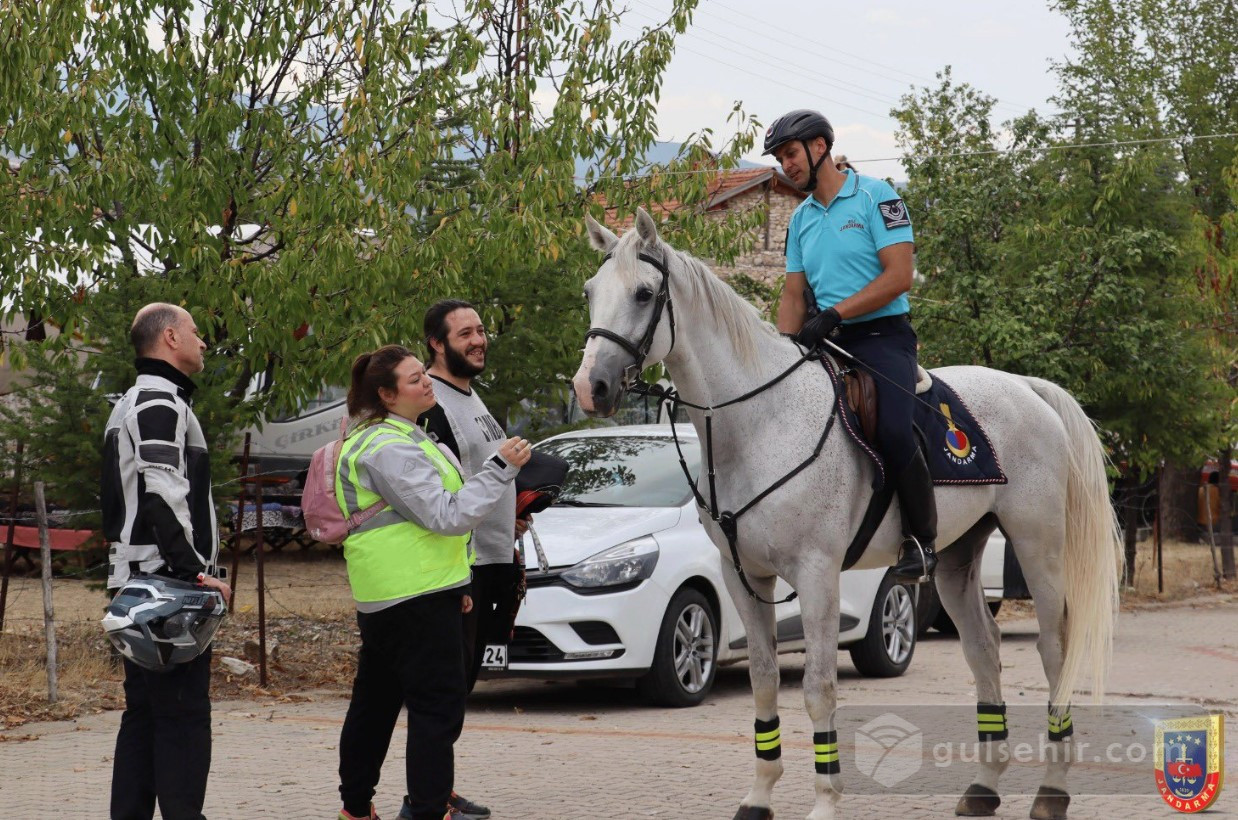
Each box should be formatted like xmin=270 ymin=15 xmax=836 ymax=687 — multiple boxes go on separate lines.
xmin=510 ymin=627 xmax=566 ymax=662
xmin=509 ymin=626 xmax=627 ymax=664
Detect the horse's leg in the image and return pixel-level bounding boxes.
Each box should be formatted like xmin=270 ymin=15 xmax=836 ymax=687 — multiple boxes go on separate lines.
xmin=933 ymin=521 xmax=1008 ymax=816
xmin=794 ymin=562 xmax=842 ymax=820
xmin=1005 ymin=527 xmax=1074 ymax=820
xmin=722 ymin=564 xmax=783 ymax=820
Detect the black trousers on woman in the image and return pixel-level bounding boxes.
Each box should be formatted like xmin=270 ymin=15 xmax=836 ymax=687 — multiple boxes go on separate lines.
xmin=338 ymin=589 xmax=467 ymax=820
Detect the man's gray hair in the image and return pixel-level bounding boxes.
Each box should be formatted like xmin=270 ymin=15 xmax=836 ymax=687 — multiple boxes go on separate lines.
xmin=130 ymin=303 xmax=182 ymax=356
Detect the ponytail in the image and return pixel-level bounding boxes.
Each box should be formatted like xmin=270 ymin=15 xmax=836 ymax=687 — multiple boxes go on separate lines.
xmin=347 ymin=344 xmax=414 ymax=423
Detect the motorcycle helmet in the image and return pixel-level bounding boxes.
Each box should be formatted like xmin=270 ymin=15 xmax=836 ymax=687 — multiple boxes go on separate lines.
xmin=102 ymin=574 xmax=227 ymax=672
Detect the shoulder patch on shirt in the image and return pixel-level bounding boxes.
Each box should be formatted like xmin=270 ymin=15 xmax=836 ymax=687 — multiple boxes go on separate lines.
xmin=878 ymin=199 xmax=911 ymax=229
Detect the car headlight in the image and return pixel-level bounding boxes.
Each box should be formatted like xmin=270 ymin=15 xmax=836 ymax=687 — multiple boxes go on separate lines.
xmin=560 ymin=536 xmax=660 ymax=589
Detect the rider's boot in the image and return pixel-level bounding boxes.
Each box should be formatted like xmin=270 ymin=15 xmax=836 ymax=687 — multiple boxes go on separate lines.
xmin=893 ymin=449 xmax=937 ymax=583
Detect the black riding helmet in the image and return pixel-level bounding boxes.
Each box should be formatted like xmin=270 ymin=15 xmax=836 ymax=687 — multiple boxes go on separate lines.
xmin=762 ymin=109 xmax=835 ymax=191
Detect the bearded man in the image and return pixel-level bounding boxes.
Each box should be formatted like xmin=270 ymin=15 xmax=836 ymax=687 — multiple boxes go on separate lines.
xmin=403 ymin=299 xmax=524 ymax=820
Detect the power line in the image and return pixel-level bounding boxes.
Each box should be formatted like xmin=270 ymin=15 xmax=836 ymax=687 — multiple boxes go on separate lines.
xmin=576 ymin=131 xmax=1238 ymax=182
xmin=613 ymin=19 xmax=891 ymax=120
xmin=696 ymin=0 xmax=1040 ymax=115
xmin=847 ymin=131 xmax=1238 ymax=165
xmin=625 ymin=0 xmax=908 ymax=112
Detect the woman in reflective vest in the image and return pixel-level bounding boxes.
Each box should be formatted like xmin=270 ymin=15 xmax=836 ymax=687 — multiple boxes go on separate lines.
xmin=334 ymin=344 xmax=531 ymax=820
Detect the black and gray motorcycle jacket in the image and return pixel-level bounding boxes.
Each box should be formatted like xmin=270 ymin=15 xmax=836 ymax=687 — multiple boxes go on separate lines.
xmin=101 ymin=358 xmax=219 ymax=589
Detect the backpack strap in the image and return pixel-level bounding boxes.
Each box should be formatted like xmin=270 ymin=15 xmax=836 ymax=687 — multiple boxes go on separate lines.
xmin=340 ymin=416 xmax=405 ymax=530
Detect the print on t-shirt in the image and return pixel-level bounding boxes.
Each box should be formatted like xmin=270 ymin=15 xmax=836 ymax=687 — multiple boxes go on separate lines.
xmin=475 ymin=414 xmax=504 ymax=442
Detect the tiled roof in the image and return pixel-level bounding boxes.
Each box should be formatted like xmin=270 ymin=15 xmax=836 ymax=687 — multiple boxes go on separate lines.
xmin=595 ymin=166 xmax=805 ymax=228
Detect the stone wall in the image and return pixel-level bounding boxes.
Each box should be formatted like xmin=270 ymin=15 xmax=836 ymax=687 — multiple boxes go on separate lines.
xmin=703 ymin=183 xmax=802 ymax=293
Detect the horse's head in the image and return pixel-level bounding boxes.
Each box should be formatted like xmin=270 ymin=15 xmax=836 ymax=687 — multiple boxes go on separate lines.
xmin=573 ymin=207 xmax=676 ymax=417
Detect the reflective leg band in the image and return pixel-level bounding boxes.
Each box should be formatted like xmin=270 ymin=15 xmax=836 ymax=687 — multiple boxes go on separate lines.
xmin=754 ymin=717 xmax=781 ymax=761
xmin=1048 ymin=705 xmax=1073 ymax=741
xmin=976 ymin=702 xmax=1008 ymax=741
xmin=813 ymin=730 xmax=840 ymax=775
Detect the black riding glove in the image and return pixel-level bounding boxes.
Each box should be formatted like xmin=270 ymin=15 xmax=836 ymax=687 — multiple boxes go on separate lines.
xmin=795 ymin=307 xmax=842 ymax=349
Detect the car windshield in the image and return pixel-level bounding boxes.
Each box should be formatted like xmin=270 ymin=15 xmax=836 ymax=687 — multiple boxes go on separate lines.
xmin=538 ymin=435 xmax=701 ymax=508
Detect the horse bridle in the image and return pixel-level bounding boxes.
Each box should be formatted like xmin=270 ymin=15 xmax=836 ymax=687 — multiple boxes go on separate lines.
xmin=582 ymin=250 xmax=677 ymax=387
xmin=582 ymin=247 xmax=833 ymax=605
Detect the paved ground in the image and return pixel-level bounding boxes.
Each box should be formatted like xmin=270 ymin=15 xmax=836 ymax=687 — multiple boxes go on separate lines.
xmin=3 ymin=597 xmax=1236 ymax=819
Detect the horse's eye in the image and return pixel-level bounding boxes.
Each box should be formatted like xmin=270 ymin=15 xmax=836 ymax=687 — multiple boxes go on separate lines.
xmin=635 ymin=287 xmax=654 ymax=303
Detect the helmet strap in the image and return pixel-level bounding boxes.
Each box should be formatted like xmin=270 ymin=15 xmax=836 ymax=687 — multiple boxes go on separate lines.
xmin=800 ymin=138 xmax=830 ymax=192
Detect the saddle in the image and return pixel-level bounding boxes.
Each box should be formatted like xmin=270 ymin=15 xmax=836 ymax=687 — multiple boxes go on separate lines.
xmin=842 ymin=364 xmax=933 ymax=444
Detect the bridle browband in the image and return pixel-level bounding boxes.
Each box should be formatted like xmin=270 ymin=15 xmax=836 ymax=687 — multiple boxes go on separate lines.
xmin=583 ymin=250 xmax=676 ymax=388
xmin=581 ymin=247 xmax=834 ymax=605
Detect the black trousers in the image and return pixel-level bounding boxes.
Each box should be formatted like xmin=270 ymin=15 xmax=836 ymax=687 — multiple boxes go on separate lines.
xmin=462 ymin=561 xmax=522 ymax=692
xmin=833 ymin=314 xmax=920 ymax=474
xmin=110 ymin=647 xmax=212 ymax=820
xmin=338 ymin=590 xmax=467 ymax=820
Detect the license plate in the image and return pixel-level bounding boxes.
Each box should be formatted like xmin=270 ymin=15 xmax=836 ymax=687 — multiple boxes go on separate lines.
xmin=481 ymin=643 xmax=508 ymax=670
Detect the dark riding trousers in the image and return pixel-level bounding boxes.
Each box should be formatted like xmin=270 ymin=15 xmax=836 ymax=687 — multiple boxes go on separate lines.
xmin=833 ymin=314 xmax=919 ymax=475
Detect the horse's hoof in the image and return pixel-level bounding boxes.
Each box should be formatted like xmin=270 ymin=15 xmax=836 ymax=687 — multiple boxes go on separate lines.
xmin=732 ymin=806 xmax=774 ymax=820
xmin=1029 ymin=786 xmax=1070 ymax=820
xmin=955 ymin=783 xmax=1001 ymax=816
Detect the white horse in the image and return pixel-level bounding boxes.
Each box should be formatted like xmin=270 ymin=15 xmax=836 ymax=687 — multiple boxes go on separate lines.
xmin=572 ymin=209 xmax=1122 ymax=820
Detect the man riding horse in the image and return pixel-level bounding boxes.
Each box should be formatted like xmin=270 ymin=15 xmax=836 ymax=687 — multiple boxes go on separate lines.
xmin=767 ymin=108 xmax=937 ymax=583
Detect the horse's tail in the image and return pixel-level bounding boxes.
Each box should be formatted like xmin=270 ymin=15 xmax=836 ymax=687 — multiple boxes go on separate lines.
xmin=1022 ymin=375 xmax=1122 ymax=706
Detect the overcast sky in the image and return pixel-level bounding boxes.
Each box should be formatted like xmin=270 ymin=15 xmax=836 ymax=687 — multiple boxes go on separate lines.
xmin=622 ymin=0 xmax=1077 ymax=179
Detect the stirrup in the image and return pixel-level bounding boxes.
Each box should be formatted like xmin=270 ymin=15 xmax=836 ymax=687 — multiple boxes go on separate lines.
xmin=892 ymin=535 xmax=936 ymax=584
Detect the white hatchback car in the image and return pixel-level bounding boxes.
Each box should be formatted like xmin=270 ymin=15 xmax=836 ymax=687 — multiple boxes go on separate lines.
xmin=490 ymin=425 xmax=919 ymax=706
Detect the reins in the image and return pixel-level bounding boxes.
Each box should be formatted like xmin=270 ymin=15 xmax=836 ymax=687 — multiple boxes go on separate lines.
xmin=584 ymin=248 xmax=835 ymax=605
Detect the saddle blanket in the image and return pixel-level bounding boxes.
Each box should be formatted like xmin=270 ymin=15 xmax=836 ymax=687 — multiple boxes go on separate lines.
xmin=823 ymin=358 xmax=1006 ymax=487
xmin=915 ymin=377 xmax=1006 ymax=486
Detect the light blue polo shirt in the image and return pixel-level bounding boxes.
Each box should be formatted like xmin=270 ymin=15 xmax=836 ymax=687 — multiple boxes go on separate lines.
xmin=785 ymin=170 xmax=914 ymax=323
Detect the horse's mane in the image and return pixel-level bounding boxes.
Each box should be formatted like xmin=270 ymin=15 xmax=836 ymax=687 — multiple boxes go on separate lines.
xmin=609 ymin=231 xmax=780 ymax=370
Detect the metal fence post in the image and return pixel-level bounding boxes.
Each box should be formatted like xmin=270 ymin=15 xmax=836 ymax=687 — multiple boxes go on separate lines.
xmin=34 ymin=481 xmax=58 ymax=704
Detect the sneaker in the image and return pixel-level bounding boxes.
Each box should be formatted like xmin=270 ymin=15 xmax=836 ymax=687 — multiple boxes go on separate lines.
xmin=448 ymin=792 xmax=490 ymax=819
xmin=400 ymin=793 xmax=490 ymax=820
xmin=339 ymin=805 xmax=380 ymax=820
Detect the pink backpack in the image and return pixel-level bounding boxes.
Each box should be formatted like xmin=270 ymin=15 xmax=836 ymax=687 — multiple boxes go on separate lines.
xmin=301 ymin=419 xmax=386 ymax=545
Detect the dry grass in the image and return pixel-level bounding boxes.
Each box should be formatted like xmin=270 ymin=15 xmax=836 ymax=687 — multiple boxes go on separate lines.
xmin=0 ymin=621 xmax=125 ymax=732
xmin=1124 ymin=537 xmax=1234 ymax=602
xmin=1 ymin=538 xmax=1234 ymax=727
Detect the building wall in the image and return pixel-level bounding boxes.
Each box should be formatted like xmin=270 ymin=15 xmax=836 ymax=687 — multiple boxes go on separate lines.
xmin=703 ymin=183 xmax=802 ymax=293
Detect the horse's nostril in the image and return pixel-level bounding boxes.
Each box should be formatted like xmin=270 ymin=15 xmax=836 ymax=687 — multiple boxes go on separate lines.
xmin=592 ymin=379 xmax=609 ymax=399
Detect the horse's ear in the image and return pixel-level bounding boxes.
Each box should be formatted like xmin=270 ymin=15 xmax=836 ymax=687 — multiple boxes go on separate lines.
xmin=634 ymin=207 xmax=660 ymax=248
xmin=584 ymin=213 xmax=618 ymax=253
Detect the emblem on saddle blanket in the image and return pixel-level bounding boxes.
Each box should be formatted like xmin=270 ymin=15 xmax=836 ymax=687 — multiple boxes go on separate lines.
xmin=827 ymin=359 xmax=1007 ymax=487
xmin=1154 ymin=714 xmax=1224 ymax=813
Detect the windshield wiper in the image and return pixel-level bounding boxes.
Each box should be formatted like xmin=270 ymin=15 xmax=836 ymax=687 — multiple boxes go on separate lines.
xmin=554 ymin=499 xmax=620 ymax=507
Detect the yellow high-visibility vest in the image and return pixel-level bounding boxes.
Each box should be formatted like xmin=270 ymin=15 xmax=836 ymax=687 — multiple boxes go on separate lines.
xmin=334 ymin=417 xmax=469 ymax=603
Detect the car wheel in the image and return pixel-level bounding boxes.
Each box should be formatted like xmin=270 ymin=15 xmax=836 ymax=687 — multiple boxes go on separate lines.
xmin=637 ymin=587 xmax=718 ymax=707
xmin=849 ymin=571 xmax=916 ymax=677
xmin=934 ymin=599 xmax=1002 ymax=634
